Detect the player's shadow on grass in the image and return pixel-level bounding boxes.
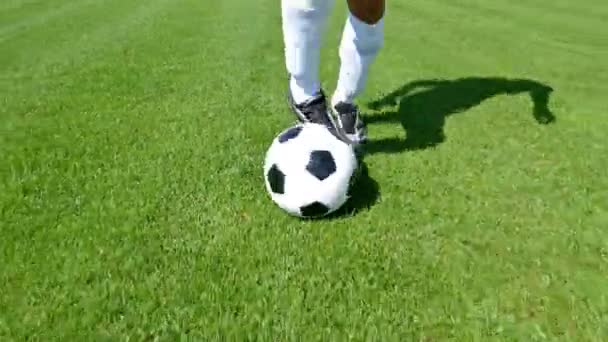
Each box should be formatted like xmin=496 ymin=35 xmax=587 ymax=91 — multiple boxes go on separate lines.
xmin=364 ymin=77 xmax=556 ymax=153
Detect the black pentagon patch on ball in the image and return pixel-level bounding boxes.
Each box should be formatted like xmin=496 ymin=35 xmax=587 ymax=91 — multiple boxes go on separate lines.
xmin=278 ymin=126 xmax=303 ymax=143
xmin=267 ymin=164 xmax=285 ymax=194
xmin=300 ymin=202 xmax=330 ymax=217
xmin=306 ymin=150 xmax=336 ymax=181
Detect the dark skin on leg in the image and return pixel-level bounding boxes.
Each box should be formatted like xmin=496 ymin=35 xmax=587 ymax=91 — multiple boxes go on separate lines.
xmin=347 ymin=0 xmax=385 ymax=24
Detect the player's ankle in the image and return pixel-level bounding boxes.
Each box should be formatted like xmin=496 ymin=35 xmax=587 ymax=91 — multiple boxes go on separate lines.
xmin=331 ymin=90 xmax=355 ymax=108
xmin=290 ymin=77 xmax=321 ymax=105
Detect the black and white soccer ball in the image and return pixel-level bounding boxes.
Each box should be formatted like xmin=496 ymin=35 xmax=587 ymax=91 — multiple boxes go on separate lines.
xmin=263 ymin=123 xmax=358 ymax=218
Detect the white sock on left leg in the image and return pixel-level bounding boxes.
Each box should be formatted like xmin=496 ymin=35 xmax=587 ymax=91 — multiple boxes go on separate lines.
xmin=281 ymin=0 xmax=334 ymax=104
xmin=333 ymin=13 xmax=384 ymax=106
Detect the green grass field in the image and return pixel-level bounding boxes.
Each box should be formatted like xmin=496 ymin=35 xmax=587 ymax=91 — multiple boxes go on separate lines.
xmin=2 ymin=0 xmax=608 ymax=339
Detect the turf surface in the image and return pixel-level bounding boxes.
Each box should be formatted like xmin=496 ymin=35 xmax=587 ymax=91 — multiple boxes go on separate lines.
xmin=1 ymin=0 xmax=608 ymax=339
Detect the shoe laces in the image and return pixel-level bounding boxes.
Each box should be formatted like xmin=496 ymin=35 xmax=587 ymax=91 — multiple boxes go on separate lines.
xmin=299 ymin=94 xmax=331 ymax=125
xmin=334 ymin=101 xmax=359 ymax=116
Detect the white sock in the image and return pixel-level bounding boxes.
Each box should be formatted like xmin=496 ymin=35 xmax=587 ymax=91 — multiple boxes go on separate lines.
xmin=281 ymin=0 xmax=334 ymax=104
xmin=333 ymin=14 xmax=384 ymax=106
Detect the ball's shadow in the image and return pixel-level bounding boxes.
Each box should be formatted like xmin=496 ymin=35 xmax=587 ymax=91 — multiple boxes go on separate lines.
xmin=323 ymin=157 xmax=380 ymax=220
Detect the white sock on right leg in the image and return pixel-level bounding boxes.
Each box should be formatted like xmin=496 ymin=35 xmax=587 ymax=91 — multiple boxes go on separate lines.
xmin=281 ymin=0 xmax=334 ymax=104
xmin=333 ymin=13 xmax=384 ymax=106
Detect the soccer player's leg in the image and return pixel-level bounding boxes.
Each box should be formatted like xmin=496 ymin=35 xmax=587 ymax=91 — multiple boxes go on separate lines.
xmin=281 ymin=0 xmax=338 ymax=130
xmin=332 ymin=0 xmax=385 ymax=145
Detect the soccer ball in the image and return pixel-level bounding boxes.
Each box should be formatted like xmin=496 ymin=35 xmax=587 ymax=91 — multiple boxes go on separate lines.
xmin=263 ymin=123 xmax=358 ymax=218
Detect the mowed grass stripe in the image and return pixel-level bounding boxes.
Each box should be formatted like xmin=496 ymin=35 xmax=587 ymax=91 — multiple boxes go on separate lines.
xmin=0 ymin=0 xmax=66 ymax=22
xmin=511 ymin=0 xmax=608 ymax=25
xmin=456 ymin=0 xmax=608 ymax=49
xmin=0 ymin=0 xmax=30 ymax=11
xmin=0 ymin=0 xmax=176 ymax=130
xmin=400 ymin=0 xmax=602 ymax=68
xmin=448 ymin=0 xmax=608 ymax=36
xmin=0 ymin=0 xmax=107 ymax=43
xmin=0 ymin=0 xmax=170 ymax=73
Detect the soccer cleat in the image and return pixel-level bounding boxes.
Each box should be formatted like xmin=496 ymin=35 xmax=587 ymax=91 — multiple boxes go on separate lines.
xmin=287 ymin=88 xmax=334 ymax=128
xmin=331 ymin=101 xmax=368 ymax=145
xmin=286 ymin=87 xmax=354 ymax=145
xmin=286 ymin=77 xmax=360 ymax=145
